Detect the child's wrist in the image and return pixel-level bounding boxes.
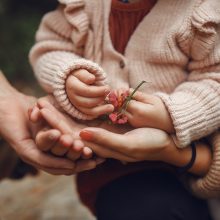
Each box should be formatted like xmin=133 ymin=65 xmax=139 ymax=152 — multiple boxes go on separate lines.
xmin=157 ymin=97 xmax=175 ymax=133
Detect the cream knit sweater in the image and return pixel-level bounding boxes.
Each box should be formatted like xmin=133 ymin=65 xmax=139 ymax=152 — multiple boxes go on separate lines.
xmin=30 ymin=0 xmax=220 ymax=197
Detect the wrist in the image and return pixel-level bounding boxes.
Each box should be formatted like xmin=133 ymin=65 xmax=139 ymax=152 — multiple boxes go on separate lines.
xmin=157 ymin=96 xmax=175 ymax=133
xmin=189 ymin=142 xmax=212 ymax=176
xmin=161 ymin=138 xmax=192 ymax=167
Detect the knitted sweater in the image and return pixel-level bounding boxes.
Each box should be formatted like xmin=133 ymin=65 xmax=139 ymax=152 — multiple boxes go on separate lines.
xmin=30 ymin=0 xmax=220 ymax=203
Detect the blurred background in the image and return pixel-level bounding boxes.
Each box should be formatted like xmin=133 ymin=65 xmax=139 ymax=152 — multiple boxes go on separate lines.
xmin=0 ymin=1 xmax=95 ymax=219
xmin=0 ymin=0 xmax=56 ymax=84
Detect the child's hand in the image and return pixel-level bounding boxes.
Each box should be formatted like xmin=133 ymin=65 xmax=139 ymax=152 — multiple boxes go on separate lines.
xmin=66 ymin=69 xmax=114 ymax=118
xmin=125 ymin=90 xmax=175 ymax=133
xmin=29 ymin=99 xmax=93 ymax=161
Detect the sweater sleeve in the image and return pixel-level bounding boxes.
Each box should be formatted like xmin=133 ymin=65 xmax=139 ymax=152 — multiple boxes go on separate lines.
xmin=29 ymin=1 xmax=106 ymax=120
xmin=156 ymin=1 xmax=220 ymax=147
xmin=188 ymin=130 xmax=220 ymax=198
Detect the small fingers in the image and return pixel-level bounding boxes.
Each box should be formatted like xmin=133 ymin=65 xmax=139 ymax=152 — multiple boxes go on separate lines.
xmin=40 ymin=108 xmax=72 ymax=134
xmin=68 ymin=94 xmax=105 ymax=108
xmin=36 ymin=129 xmax=61 ymax=151
xmin=50 ymin=134 xmax=73 ymax=156
xmin=66 ymin=75 xmax=109 ymax=98
xmin=29 ymin=106 xmax=42 ymax=123
xmin=72 ymin=69 xmax=96 ymax=85
xmin=129 ymin=89 xmax=153 ymax=103
xmin=81 ymin=147 xmax=93 ymax=159
xmin=129 ymin=90 xmax=146 ymax=101
xmin=66 ymin=139 xmax=84 ymax=161
xmin=125 ymin=100 xmax=138 ymax=113
xmin=77 ymin=104 xmax=114 ymax=117
xmin=66 ymin=148 xmax=82 ymax=161
xmin=73 ymin=139 xmax=85 ymax=152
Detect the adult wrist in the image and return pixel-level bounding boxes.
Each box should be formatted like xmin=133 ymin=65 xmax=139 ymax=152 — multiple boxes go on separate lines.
xmin=176 ymin=143 xmax=196 ymax=174
xmin=161 ymin=137 xmax=192 ymax=167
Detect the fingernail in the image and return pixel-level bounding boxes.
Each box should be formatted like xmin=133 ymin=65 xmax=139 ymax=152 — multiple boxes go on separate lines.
xmin=80 ymin=130 xmax=94 ymax=141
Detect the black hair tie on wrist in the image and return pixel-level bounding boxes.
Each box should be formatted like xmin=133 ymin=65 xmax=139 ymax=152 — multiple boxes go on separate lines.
xmin=176 ymin=142 xmax=196 ymax=175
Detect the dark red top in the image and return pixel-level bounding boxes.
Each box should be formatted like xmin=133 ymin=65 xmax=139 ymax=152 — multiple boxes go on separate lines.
xmin=110 ymin=0 xmax=157 ymax=54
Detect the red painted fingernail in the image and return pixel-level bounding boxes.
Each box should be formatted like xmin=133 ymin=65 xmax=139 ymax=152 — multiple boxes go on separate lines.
xmin=80 ymin=130 xmax=94 ymax=141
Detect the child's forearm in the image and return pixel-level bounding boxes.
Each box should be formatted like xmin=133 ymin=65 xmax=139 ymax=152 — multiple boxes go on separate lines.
xmin=162 ymin=141 xmax=212 ymax=176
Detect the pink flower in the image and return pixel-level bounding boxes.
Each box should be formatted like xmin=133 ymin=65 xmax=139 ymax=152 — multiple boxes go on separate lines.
xmin=106 ymin=90 xmax=130 ymax=124
xmin=117 ymin=114 xmax=128 ymax=124
xmin=108 ymin=92 xmax=118 ymax=108
xmin=109 ymin=112 xmax=118 ymax=123
xmin=109 ymin=112 xmax=128 ymax=124
xmin=107 ymin=90 xmax=129 ymax=110
xmin=104 ymin=81 xmax=146 ymax=125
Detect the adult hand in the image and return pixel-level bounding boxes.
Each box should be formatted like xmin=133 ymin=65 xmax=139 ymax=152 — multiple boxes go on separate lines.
xmin=79 ymin=127 xmax=173 ymax=162
xmin=34 ymin=96 xmax=210 ymax=176
xmin=36 ymin=96 xmax=171 ymax=163
xmin=30 ymin=96 xmax=106 ymax=170
xmin=0 ymin=72 xmax=95 ymax=175
xmin=79 ymin=127 xmax=212 ymax=176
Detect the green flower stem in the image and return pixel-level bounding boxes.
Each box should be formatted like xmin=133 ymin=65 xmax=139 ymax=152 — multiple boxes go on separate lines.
xmin=120 ymin=80 xmax=147 ymax=113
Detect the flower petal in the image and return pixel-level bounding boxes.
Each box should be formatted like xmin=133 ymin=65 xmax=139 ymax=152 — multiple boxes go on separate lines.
xmin=109 ymin=113 xmax=118 ymax=123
